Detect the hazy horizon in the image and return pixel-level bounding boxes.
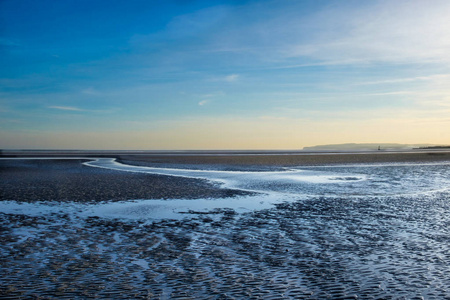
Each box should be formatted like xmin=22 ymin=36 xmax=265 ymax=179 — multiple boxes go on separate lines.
xmin=1 ymin=143 xmax=447 ymax=152
xmin=1 ymin=0 xmax=450 ymax=149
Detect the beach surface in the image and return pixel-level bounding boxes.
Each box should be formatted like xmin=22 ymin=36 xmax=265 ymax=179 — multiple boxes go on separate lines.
xmin=1 ymin=150 xmax=450 ymax=298
xmin=116 ymin=150 xmax=450 ymax=169
xmin=0 ymin=159 xmax=249 ymax=203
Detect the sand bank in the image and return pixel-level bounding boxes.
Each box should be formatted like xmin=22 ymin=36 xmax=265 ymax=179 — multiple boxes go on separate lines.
xmin=116 ymin=150 xmax=450 ymax=168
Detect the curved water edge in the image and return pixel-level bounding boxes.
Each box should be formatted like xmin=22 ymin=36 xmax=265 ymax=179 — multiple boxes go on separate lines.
xmin=83 ymin=157 xmax=450 ymax=220
xmin=80 ymin=157 xmax=368 ymax=220
xmin=84 ymin=157 xmax=450 ymax=197
xmin=83 ymin=158 xmax=368 ymax=190
xmin=2 ymin=157 xmax=450 ymax=221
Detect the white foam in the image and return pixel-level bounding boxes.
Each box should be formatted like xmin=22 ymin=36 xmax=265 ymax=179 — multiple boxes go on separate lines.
xmin=81 ymin=194 xmax=287 ymax=220
xmin=84 ymin=158 xmax=367 ymax=195
xmin=0 ymin=193 xmax=291 ymax=221
xmin=84 ymin=157 xmax=450 ymax=198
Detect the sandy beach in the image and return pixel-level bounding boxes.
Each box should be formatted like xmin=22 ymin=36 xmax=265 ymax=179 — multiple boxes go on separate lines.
xmin=1 ymin=151 xmax=450 ymax=298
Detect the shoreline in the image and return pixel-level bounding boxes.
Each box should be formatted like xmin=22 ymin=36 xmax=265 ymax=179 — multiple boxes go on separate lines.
xmin=2 ymin=148 xmax=450 ymax=155
xmin=117 ymin=151 xmax=450 ymax=167
xmin=1 ymin=149 xmax=450 ymax=167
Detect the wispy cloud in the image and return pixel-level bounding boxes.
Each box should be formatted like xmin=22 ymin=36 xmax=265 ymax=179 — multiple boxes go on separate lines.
xmin=198 ymin=100 xmax=209 ymax=106
xmin=183 ymin=0 xmax=450 ymax=67
xmin=81 ymin=88 xmax=102 ymax=96
xmin=48 ymin=106 xmax=84 ymax=111
xmin=123 ymin=0 xmax=450 ymax=77
xmin=47 ymin=105 xmax=117 ymax=114
xmin=355 ymin=74 xmax=450 ymax=86
xmin=225 ymin=74 xmax=239 ymax=82
xmin=283 ymin=0 xmax=450 ymax=65
xmin=197 ymin=91 xmax=226 ymax=106
xmin=207 ymin=74 xmax=240 ymax=82
xmin=164 ymin=6 xmax=230 ymax=39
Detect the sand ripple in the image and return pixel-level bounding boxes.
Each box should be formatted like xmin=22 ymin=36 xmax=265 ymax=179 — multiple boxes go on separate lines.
xmin=2 ymin=192 xmax=450 ymax=298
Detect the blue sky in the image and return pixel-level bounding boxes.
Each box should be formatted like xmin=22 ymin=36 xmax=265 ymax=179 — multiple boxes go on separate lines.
xmin=1 ymin=0 xmax=450 ymax=149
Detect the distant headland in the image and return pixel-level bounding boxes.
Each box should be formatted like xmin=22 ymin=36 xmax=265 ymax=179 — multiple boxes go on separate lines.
xmin=302 ymin=143 xmax=443 ymax=151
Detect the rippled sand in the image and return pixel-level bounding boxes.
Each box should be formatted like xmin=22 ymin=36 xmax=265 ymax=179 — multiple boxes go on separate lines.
xmin=2 ymin=194 xmax=450 ymax=299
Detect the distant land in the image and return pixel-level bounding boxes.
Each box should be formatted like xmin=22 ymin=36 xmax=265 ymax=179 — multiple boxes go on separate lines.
xmin=416 ymin=145 xmax=450 ymax=150
xmin=302 ymin=143 xmax=439 ymax=151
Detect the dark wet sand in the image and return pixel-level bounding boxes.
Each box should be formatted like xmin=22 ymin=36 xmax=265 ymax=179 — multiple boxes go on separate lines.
xmin=0 ymin=159 xmax=249 ymax=203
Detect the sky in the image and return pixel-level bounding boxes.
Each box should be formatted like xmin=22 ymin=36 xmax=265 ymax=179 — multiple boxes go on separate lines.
xmin=1 ymin=0 xmax=450 ymax=150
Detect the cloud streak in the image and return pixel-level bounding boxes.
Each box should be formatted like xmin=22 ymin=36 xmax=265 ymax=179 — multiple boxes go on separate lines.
xmin=355 ymin=74 xmax=450 ymax=86
xmin=48 ymin=106 xmax=84 ymax=112
xmin=182 ymin=0 xmax=450 ymax=67
xmin=225 ymin=74 xmax=239 ymax=82
xmin=283 ymin=0 xmax=450 ymax=65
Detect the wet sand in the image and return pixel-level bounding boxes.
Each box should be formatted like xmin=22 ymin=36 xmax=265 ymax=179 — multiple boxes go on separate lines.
xmin=116 ymin=150 xmax=450 ymax=167
xmin=2 ymin=192 xmax=450 ymax=298
xmin=0 ymin=159 xmax=250 ymax=203
xmin=3 ymin=149 xmax=450 ymax=166
xmin=1 ymin=152 xmax=450 ymax=298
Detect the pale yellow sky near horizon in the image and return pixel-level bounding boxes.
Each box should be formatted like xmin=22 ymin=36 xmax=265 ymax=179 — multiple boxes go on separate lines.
xmin=1 ymin=115 xmax=448 ymax=150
